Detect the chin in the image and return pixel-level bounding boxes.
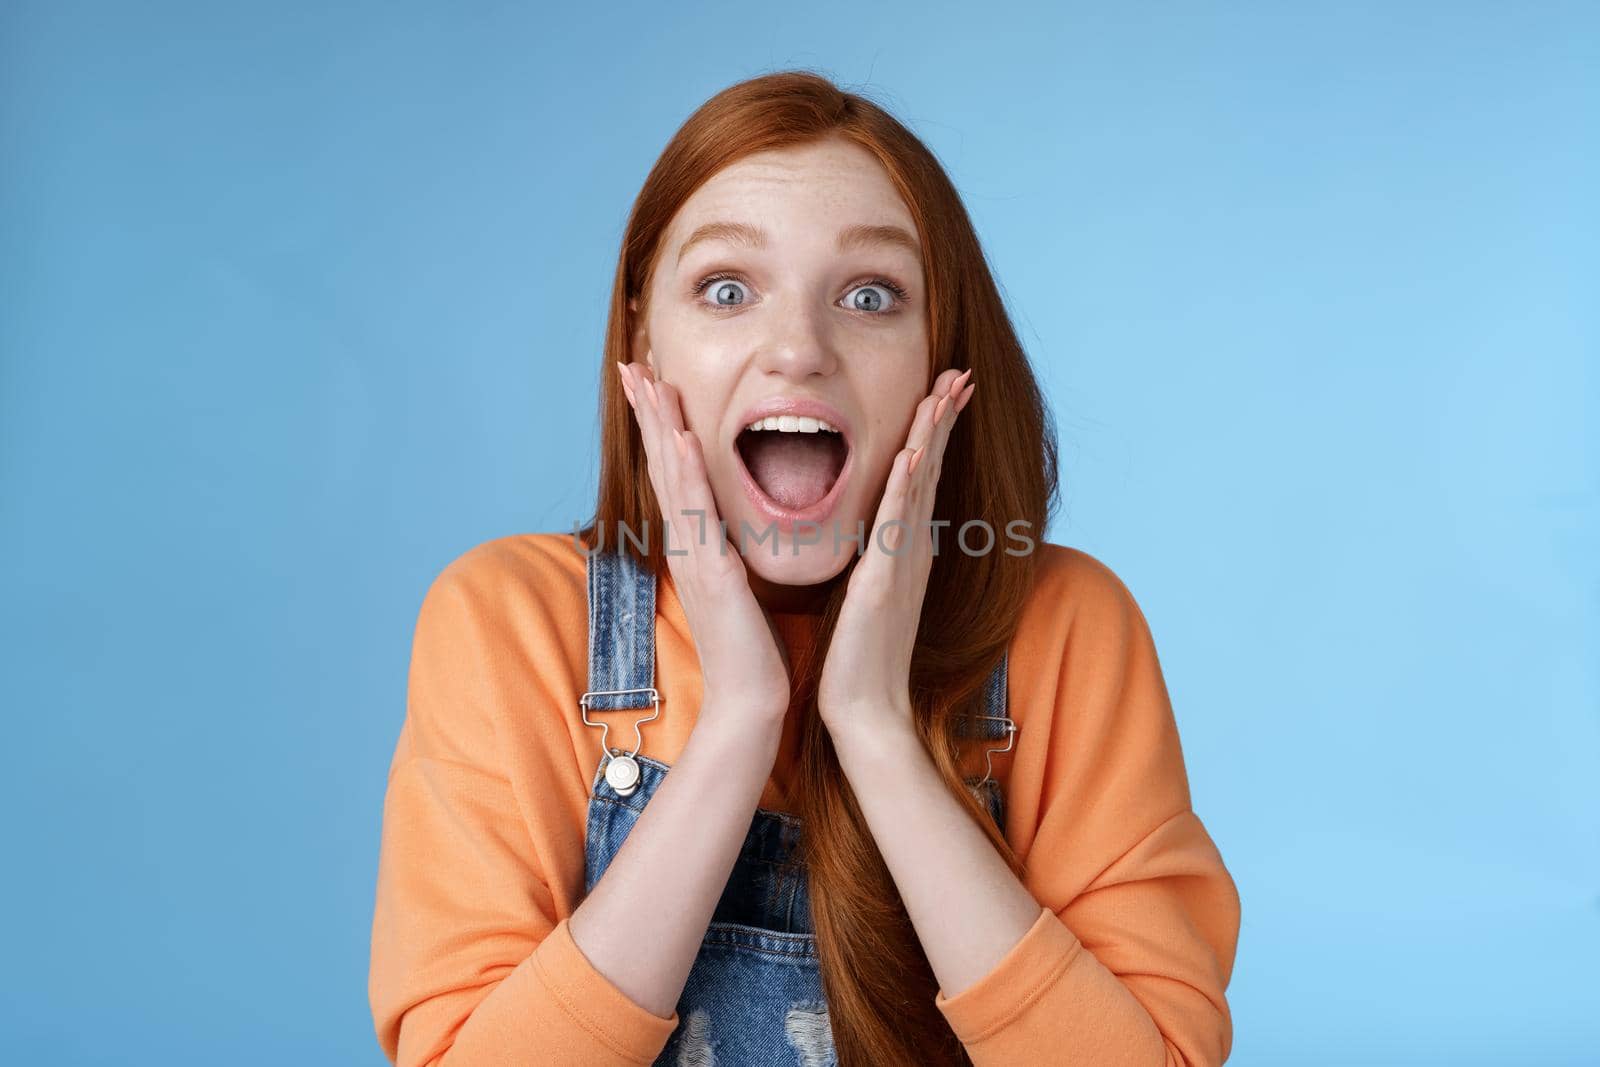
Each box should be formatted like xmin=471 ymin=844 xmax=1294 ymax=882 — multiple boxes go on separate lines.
xmin=736 ymin=528 xmax=858 ymax=587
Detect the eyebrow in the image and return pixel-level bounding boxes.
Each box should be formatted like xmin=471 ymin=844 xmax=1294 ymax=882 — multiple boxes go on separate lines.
xmin=675 ymin=221 xmax=921 ymax=264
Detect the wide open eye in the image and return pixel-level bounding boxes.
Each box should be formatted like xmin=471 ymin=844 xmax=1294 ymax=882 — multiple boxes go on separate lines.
xmin=696 ymin=275 xmax=750 ymax=308
xmin=841 ymin=281 xmax=905 ymax=314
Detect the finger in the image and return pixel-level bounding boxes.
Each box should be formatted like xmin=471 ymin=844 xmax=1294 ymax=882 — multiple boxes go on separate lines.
xmin=623 ymin=363 xmax=685 ymax=535
xmin=672 ymin=427 xmax=736 ymax=560
xmin=639 ymin=369 xmax=728 ymax=550
xmin=904 ymin=379 xmax=974 ymax=571
xmin=631 ymin=365 xmax=694 ymax=494
xmin=921 ymin=374 xmax=966 ymax=470
xmin=627 ymin=363 xmax=726 ymax=561
xmin=632 ymin=367 xmax=697 ymax=534
xmin=645 ymin=371 xmax=690 ymax=435
xmin=905 ymin=368 xmax=972 ymax=473
xmin=933 ymin=365 xmax=968 ymax=399
xmin=624 ymin=358 xmax=649 ymax=409
xmin=953 ymin=379 xmax=976 ymax=414
xmin=916 ymin=374 xmax=974 ymax=485
xmin=623 ymin=363 xmax=666 ymax=477
xmin=614 ymin=361 xmax=637 ymax=407
xmin=928 ymin=381 xmax=977 ymax=480
xmin=915 ymin=379 xmax=976 ymax=482
xmin=902 ymin=391 xmax=945 ymax=470
xmin=865 ymin=441 xmax=940 ymax=597
xmin=856 ymin=441 xmax=914 ymax=562
xmin=931 ymin=367 xmax=973 ymax=426
xmin=879 ymin=466 xmax=914 ymax=557
xmin=925 ymin=367 xmax=968 ymax=432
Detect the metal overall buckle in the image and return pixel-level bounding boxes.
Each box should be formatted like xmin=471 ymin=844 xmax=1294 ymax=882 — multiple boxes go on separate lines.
xmin=578 ymin=686 xmax=661 ymax=797
xmin=970 ymin=714 xmax=1017 ymax=789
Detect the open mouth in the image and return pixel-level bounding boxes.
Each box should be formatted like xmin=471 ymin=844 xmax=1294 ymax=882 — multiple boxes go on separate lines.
xmin=734 ymin=416 xmax=851 ymax=516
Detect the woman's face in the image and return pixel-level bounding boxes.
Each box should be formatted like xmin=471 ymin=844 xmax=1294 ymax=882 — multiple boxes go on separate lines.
xmin=633 ymin=136 xmax=930 ymax=594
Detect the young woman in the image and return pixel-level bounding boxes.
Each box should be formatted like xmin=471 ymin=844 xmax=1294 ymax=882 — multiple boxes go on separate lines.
xmin=369 ymin=71 xmax=1240 ymax=1067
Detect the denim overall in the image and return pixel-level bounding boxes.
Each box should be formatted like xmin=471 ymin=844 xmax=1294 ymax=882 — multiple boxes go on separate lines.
xmin=578 ymin=548 xmax=1012 ymax=1067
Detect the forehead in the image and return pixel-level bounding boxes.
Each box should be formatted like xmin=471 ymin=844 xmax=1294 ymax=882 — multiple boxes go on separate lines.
xmin=667 ymin=138 xmax=916 ymax=245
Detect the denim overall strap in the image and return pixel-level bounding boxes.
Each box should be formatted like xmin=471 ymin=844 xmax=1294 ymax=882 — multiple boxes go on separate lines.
xmin=957 ymin=651 xmax=1015 ymax=750
xmin=958 ymin=652 xmax=1013 ymax=828
xmin=583 ymin=548 xmax=657 ymax=711
xmin=579 ymin=548 xmax=839 ymax=1066
xmin=974 ymin=649 xmax=1011 ymax=734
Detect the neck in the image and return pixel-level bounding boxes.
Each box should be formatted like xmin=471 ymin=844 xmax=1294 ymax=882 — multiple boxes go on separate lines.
xmin=747 ymin=569 xmax=835 ymax=615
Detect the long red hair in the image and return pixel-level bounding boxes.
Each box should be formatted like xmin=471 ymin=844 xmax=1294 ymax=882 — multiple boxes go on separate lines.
xmin=579 ymin=70 xmax=1058 ymax=1066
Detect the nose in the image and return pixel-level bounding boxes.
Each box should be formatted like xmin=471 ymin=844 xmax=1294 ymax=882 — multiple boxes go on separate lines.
xmin=753 ymin=296 xmax=839 ymax=381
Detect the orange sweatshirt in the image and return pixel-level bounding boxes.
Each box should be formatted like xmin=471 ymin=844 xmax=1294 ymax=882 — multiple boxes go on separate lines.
xmin=368 ymin=533 xmax=1240 ymax=1066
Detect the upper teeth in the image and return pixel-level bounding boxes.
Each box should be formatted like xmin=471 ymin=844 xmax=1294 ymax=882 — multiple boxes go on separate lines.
xmin=745 ymin=415 xmax=839 ymax=434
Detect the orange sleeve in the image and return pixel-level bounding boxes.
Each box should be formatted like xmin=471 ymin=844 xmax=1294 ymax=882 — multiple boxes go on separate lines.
xmin=368 ymin=550 xmax=679 ymax=1066
xmin=934 ymin=556 xmax=1241 ymax=1065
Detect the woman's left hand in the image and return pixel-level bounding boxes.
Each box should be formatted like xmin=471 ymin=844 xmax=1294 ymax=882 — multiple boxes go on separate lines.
xmin=817 ymin=366 xmax=975 ymax=749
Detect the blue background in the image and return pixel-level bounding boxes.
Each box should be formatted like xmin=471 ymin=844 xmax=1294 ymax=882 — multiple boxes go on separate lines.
xmin=3 ymin=2 xmax=1595 ymax=1063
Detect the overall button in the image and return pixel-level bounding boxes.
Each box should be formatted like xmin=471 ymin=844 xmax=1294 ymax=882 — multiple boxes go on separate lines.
xmin=604 ymin=752 xmax=642 ymax=796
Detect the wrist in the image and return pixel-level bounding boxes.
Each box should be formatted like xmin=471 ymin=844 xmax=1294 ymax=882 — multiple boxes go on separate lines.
xmin=819 ymin=688 xmax=913 ymax=738
xmin=692 ymin=696 xmax=786 ymax=753
xmin=826 ymin=710 xmax=922 ymax=771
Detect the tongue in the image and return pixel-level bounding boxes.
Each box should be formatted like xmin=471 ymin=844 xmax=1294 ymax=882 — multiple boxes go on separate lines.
xmin=741 ymin=432 xmax=846 ymax=510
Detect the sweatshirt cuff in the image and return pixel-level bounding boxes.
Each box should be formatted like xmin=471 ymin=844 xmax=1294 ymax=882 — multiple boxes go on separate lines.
xmin=532 ymin=916 xmax=681 ymax=1063
xmin=934 ymin=905 xmax=1081 ymax=1045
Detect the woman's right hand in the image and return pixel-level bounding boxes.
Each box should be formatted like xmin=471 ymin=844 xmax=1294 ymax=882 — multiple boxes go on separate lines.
xmin=617 ymin=358 xmax=792 ymax=727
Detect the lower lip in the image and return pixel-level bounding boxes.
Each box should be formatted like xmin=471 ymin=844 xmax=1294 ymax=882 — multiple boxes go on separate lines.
xmin=734 ymin=440 xmax=854 ymax=536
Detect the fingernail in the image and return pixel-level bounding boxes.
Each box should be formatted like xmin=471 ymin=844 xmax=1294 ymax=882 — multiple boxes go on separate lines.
xmin=956 ymin=380 xmax=976 ymax=411
xmin=908 ymin=445 xmax=926 ymax=476
xmin=950 ymin=367 xmax=973 ymax=395
xmin=934 ymin=395 xmax=950 ymax=423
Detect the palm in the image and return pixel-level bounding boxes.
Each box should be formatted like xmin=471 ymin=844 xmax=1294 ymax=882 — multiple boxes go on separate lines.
xmin=618 ymin=361 xmax=792 ymax=720
xmin=816 ymin=367 xmax=973 ymax=735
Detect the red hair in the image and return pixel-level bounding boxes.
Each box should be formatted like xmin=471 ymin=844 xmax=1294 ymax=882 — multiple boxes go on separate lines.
xmin=579 ymin=70 xmax=1058 ymax=1066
